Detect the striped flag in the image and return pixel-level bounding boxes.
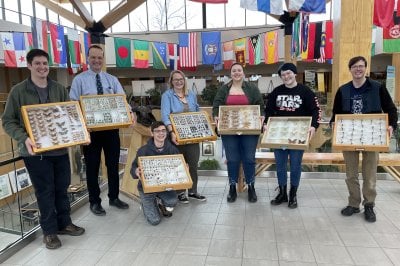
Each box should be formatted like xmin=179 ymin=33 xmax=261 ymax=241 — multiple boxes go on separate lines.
xmin=168 ymin=43 xmax=179 ymax=70
xmin=49 ymin=23 xmax=67 ymax=67
xmin=133 ymin=40 xmax=149 ymax=68
xmin=234 ymin=38 xmax=246 ymax=67
xmin=79 ymin=31 xmax=91 ymax=70
xmin=248 ymin=35 xmax=261 ymax=65
xmin=31 ymin=18 xmax=48 ymax=52
xmin=67 ymin=28 xmax=81 ymax=67
xmin=289 ymin=0 xmax=326 ymax=13
xmin=240 ymin=0 xmax=284 ymax=15
xmin=179 ymin=32 xmax=197 ymax=68
xmin=264 ymin=31 xmax=278 ymax=64
xmin=1 ymin=32 xmax=27 ymax=67
xmin=223 ymin=41 xmax=234 ymax=69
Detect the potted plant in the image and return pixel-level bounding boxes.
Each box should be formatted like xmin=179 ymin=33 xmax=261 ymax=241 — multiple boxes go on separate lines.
xmin=201 ymin=84 xmax=220 ymax=106
xmin=198 ymin=159 xmax=220 ymax=170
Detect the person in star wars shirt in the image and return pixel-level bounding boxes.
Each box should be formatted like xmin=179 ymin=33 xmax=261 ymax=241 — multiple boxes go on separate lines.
xmin=265 ymin=63 xmax=321 ymax=209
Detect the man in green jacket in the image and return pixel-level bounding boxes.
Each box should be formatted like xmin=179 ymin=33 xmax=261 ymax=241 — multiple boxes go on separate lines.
xmin=2 ymin=49 xmax=85 ymax=249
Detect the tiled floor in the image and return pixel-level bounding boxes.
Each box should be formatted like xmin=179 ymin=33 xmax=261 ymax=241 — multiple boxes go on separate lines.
xmin=3 ymin=174 xmax=400 ymax=266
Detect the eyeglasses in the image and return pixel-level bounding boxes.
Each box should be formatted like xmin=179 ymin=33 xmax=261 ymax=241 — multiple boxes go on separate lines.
xmin=172 ymin=78 xmax=184 ymax=83
xmin=351 ymin=65 xmax=366 ymax=70
xmin=153 ymin=129 xmax=167 ymax=133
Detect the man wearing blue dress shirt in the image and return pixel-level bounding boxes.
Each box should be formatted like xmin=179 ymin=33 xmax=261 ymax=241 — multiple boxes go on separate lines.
xmin=70 ymin=45 xmax=129 ymax=216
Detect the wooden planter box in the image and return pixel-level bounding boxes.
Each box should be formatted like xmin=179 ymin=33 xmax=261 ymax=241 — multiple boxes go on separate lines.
xmin=261 ymin=116 xmax=312 ymax=150
xmin=21 ymin=101 xmax=90 ymax=153
xmin=138 ymin=154 xmax=193 ymax=193
xmin=217 ymin=105 xmax=261 ymax=135
xmin=80 ymin=94 xmax=132 ymax=131
xmin=170 ymin=111 xmax=217 ymax=144
xmin=332 ymin=114 xmax=389 ymax=152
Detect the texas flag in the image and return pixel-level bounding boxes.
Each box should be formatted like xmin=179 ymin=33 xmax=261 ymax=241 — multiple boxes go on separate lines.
xmin=1 ymin=32 xmax=27 ymax=67
xmin=168 ymin=43 xmax=179 ymax=70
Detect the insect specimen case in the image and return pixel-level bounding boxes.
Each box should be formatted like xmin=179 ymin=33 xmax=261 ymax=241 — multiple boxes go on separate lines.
xmin=80 ymin=94 xmax=132 ymax=131
xmin=170 ymin=111 xmax=217 ymax=144
xmin=217 ymin=105 xmax=262 ymax=135
xmin=138 ymin=154 xmax=193 ymax=193
xmin=261 ymin=116 xmax=312 ymax=150
xmin=21 ymin=101 xmax=90 ymax=153
xmin=332 ymin=114 xmax=389 ymax=152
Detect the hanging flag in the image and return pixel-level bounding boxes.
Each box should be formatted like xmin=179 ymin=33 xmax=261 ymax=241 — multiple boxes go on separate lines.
xmin=240 ymin=0 xmax=283 ymax=15
xmin=179 ymin=32 xmax=197 ymax=68
xmin=24 ymin=33 xmax=33 ymax=52
xmin=49 ymin=23 xmax=67 ymax=67
xmin=289 ymin=0 xmax=326 ymax=13
xmin=234 ymin=38 xmax=246 ymax=67
xmin=248 ymin=35 xmax=261 ymax=65
xmin=300 ymin=14 xmax=310 ymax=60
xmin=383 ymin=25 xmax=400 ymax=52
xmin=201 ymin=31 xmax=221 ymax=65
xmin=133 ymin=40 xmax=149 ymax=68
xmin=323 ymin=20 xmax=333 ymax=60
xmin=67 ymin=28 xmax=81 ymax=67
xmin=190 ymin=0 xmax=228 ymax=3
xmin=151 ymin=42 xmax=167 ymax=69
xmin=168 ymin=43 xmax=179 ymax=70
xmin=31 ymin=18 xmax=48 ymax=52
xmin=79 ymin=31 xmax=91 ymax=70
xmin=223 ymin=41 xmax=234 ymax=69
xmin=264 ymin=31 xmax=278 ymax=64
xmin=306 ymin=22 xmax=316 ymax=60
xmin=373 ymin=0 xmax=397 ymax=28
xmin=291 ymin=14 xmax=301 ymax=58
xmin=114 ymin=37 xmax=132 ymax=67
xmin=1 ymin=32 xmax=27 ymax=67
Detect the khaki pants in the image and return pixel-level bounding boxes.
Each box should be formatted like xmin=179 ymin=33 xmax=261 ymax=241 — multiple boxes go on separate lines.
xmin=343 ymin=151 xmax=379 ymax=207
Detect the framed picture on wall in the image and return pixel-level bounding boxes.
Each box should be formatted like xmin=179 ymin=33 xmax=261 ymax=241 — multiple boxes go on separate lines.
xmin=0 ymin=174 xmax=12 ymax=200
xmin=202 ymin=142 xmax=214 ymax=156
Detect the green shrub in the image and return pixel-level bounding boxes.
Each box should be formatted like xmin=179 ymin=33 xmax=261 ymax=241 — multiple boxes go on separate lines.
xmin=199 ymin=159 xmax=220 ymax=170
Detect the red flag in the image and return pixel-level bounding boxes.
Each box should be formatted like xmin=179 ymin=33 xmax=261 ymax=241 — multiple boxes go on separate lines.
xmin=168 ymin=43 xmax=179 ymax=70
xmin=324 ymin=21 xmax=333 ymax=59
xmin=190 ymin=0 xmax=228 ymax=3
xmin=223 ymin=41 xmax=234 ymax=69
xmin=373 ymin=0 xmax=395 ymax=28
xmin=179 ymin=32 xmax=197 ymax=69
xmin=306 ymin=23 xmax=316 ymax=60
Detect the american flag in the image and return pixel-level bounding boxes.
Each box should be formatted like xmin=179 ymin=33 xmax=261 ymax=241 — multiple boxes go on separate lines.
xmin=178 ymin=32 xmax=197 ymax=68
xmin=168 ymin=43 xmax=179 ymax=70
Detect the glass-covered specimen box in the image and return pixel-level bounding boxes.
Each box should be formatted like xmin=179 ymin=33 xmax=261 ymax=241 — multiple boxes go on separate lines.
xmin=217 ymin=105 xmax=261 ymax=135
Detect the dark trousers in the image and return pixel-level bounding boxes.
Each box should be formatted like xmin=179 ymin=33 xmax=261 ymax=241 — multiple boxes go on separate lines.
xmin=83 ymin=129 xmax=120 ymax=205
xmin=23 ymin=154 xmax=72 ymax=235
xmin=177 ymin=143 xmax=200 ymax=194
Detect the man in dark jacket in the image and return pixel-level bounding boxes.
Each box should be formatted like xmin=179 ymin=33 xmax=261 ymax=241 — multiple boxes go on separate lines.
xmin=130 ymin=121 xmax=179 ymax=225
xmin=330 ymin=56 xmax=398 ymax=223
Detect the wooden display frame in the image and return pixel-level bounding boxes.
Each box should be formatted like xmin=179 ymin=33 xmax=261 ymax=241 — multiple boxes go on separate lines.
xmin=261 ymin=116 xmax=312 ymax=150
xmin=21 ymin=101 xmax=90 ymax=153
xmin=80 ymin=94 xmax=132 ymax=131
xmin=332 ymin=114 xmax=389 ymax=152
xmin=138 ymin=154 xmax=192 ymax=193
xmin=170 ymin=111 xmax=217 ymax=144
xmin=217 ymin=105 xmax=261 ymax=135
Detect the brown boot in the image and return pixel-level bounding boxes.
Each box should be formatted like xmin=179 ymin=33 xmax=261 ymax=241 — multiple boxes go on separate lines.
xmin=43 ymin=234 xmax=62 ymax=249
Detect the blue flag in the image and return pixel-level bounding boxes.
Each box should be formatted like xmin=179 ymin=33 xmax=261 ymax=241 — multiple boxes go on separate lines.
xmin=151 ymin=42 xmax=167 ymax=69
xmin=201 ymin=32 xmax=221 ymax=65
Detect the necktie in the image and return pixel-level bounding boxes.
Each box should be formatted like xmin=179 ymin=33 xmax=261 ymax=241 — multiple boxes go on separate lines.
xmin=96 ymin=73 xmax=104 ymax=95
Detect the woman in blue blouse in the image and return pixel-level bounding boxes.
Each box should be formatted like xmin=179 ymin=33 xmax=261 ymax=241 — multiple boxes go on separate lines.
xmin=161 ymin=70 xmax=206 ymax=203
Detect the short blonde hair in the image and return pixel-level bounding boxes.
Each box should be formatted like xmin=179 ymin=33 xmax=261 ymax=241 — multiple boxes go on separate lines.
xmin=168 ymin=70 xmax=188 ymax=95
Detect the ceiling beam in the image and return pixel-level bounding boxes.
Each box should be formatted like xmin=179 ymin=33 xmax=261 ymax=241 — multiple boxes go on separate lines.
xmin=69 ymin=0 xmax=95 ymax=29
xmin=34 ymin=0 xmax=87 ymax=28
xmin=99 ymin=0 xmax=145 ymax=30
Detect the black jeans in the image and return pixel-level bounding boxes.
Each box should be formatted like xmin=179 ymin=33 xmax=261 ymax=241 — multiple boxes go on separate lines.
xmin=83 ymin=129 xmax=120 ymax=205
xmin=23 ymin=154 xmax=72 ymax=235
xmin=177 ymin=143 xmax=200 ymax=194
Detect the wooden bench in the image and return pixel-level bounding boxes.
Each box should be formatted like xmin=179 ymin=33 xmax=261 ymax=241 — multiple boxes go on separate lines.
xmin=237 ymin=152 xmax=400 ymax=192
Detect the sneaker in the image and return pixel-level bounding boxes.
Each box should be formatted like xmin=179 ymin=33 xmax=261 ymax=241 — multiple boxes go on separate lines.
xmin=165 ymin=206 xmax=174 ymax=212
xmin=58 ymin=223 xmax=85 ymax=236
xmin=364 ymin=204 xmax=376 ymax=223
xmin=188 ymin=193 xmax=206 ymax=202
xmin=178 ymin=193 xmax=189 ymax=204
xmin=43 ymin=234 xmax=62 ymax=249
xmin=158 ymin=203 xmax=173 ymax=217
xmin=341 ymin=206 xmax=360 ymax=216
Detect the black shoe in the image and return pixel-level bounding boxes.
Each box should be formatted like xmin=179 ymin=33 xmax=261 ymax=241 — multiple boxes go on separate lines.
xmin=341 ymin=206 xmax=360 ymax=216
xmin=178 ymin=193 xmax=189 ymax=204
xmin=58 ymin=223 xmax=85 ymax=236
xmin=227 ymin=184 xmax=237 ymax=203
xmin=109 ymin=198 xmax=129 ymax=209
xmin=364 ymin=204 xmax=376 ymax=223
xmin=158 ymin=203 xmax=173 ymax=217
xmin=90 ymin=203 xmax=106 ymax=216
xmin=288 ymin=185 xmax=298 ymax=209
xmin=188 ymin=193 xmax=207 ymax=201
xmin=43 ymin=234 xmax=62 ymax=249
xmin=248 ymin=183 xmax=257 ymax=203
xmin=270 ymin=185 xmax=288 ymax=205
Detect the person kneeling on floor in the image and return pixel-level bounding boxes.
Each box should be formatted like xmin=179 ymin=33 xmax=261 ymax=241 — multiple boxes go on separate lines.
xmin=130 ymin=121 xmax=179 ymax=225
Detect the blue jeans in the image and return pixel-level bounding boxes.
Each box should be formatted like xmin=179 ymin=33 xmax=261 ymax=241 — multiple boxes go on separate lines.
xmin=273 ymin=149 xmax=304 ymax=187
xmin=23 ymin=154 xmax=72 ymax=235
xmin=221 ymin=135 xmax=259 ymax=185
